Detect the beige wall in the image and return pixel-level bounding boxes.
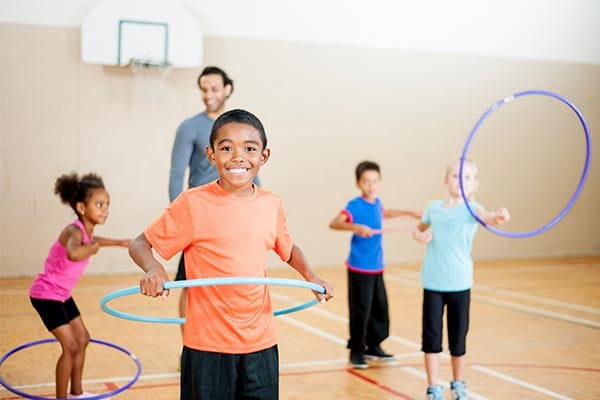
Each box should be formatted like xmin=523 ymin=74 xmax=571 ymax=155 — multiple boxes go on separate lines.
xmin=1 ymin=24 xmax=599 ymax=277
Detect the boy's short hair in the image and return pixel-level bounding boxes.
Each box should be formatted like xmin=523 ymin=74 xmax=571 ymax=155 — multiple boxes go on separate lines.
xmin=197 ymin=66 xmax=234 ymax=93
xmin=355 ymin=161 xmax=380 ymax=181
xmin=210 ymin=109 xmax=268 ymax=150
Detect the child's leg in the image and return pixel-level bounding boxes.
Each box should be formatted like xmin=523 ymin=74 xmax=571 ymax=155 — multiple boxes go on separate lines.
xmin=347 ymin=270 xmax=373 ymax=353
xmin=422 ymin=290 xmax=444 ymax=386
xmin=52 ymin=316 xmax=90 ymax=397
xmin=51 ymin=325 xmax=72 ymax=398
xmin=365 ymin=273 xmax=389 ymax=348
xmin=451 ymin=355 xmax=466 ymax=381
xmin=67 ymin=316 xmax=91 ymax=394
xmin=424 ymin=352 xmax=440 ymax=386
xmin=447 ymin=289 xmax=470 ymax=381
xmin=31 ymin=297 xmax=88 ymax=399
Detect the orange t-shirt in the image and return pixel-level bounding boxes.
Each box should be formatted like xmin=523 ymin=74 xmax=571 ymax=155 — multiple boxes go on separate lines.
xmin=144 ymin=181 xmax=293 ymax=354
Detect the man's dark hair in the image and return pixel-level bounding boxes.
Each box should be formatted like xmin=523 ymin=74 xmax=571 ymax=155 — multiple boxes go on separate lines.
xmin=197 ymin=66 xmax=234 ymax=94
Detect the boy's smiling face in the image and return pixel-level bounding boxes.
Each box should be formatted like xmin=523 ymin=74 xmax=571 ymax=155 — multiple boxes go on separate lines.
xmin=206 ymin=122 xmax=270 ymax=197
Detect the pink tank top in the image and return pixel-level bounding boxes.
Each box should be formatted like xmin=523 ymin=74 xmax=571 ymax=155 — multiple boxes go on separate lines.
xmin=29 ymin=219 xmax=92 ymax=302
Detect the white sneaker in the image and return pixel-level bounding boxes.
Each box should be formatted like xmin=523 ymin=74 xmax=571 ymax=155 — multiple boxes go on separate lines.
xmin=68 ymin=391 xmax=111 ymax=399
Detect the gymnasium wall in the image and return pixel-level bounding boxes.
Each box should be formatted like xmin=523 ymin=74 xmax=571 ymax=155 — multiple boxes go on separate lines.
xmin=0 ymin=22 xmax=599 ymax=277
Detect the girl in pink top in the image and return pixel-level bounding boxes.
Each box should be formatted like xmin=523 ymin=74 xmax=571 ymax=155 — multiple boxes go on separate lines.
xmin=29 ymin=172 xmax=130 ymax=399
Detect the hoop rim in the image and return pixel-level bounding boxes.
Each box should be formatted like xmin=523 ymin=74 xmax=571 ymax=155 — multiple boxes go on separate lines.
xmin=460 ymin=89 xmax=592 ymax=238
xmin=0 ymin=338 xmax=141 ymax=400
xmin=128 ymin=57 xmax=172 ymax=68
xmin=100 ymin=277 xmax=326 ymax=324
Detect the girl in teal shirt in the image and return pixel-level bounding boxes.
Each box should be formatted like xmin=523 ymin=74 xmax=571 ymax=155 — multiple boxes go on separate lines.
xmin=412 ymin=159 xmax=510 ymax=400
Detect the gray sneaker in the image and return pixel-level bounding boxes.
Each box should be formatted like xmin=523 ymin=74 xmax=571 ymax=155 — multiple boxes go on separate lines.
xmin=426 ymin=385 xmax=444 ymax=400
xmin=451 ymin=380 xmax=469 ymax=400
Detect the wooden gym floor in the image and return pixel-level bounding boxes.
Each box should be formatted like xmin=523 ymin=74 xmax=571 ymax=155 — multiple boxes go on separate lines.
xmin=1 ymin=257 xmax=599 ymax=399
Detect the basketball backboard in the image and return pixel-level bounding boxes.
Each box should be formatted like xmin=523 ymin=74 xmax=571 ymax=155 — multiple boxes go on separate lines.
xmin=81 ymin=0 xmax=202 ymax=68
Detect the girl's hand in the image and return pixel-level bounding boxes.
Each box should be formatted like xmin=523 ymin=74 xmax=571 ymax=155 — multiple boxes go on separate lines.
xmin=412 ymin=227 xmax=433 ymax=244
xmin=494 ymin=207 xmax=510 ymax=225
xmin=495 ymin=207 xmax=510 ymax=225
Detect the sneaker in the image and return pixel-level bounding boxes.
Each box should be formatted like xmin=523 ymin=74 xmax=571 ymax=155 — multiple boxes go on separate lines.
xmin=426 ymin=385 xmax=444 ymax=400
xmin=451 ymin=380 xmax=469 ymax=400
xmin=364 ymin=345 xmax=395 ymax=360
xmin=349 ymin=351 xmax=369 ymax=369
xmin=68 ymin=391 xmax=111 ymax=399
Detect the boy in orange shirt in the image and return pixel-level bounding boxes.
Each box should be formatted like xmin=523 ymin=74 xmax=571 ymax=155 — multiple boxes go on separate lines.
xmin=129 ymin=108 xmax=334 ymax=400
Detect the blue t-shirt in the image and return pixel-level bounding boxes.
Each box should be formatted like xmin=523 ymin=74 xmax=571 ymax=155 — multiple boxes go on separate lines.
xmin=344 ymin=197 xmax=384 ymax=273
xmin=420 ymin=200 xmax=481 ymax=292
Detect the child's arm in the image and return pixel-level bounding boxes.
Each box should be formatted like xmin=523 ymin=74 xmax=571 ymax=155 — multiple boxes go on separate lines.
xmin=65 ymin=227 xmax=100 ymax=261
xmin=475 ymin=206 xmax=510 ymax=226
xmin=383 ymin=209 xmax=422 ymax=219
xmin=329 ymin=212 xmax=373 ymax=237
xmin=95 ymin=237 xmax=131 ymax=247
xmin=412 ymin=222 xmax=433 ymax=244
xmin=287 ymin=244 xmax=334 ymax=303
xmin=129 ymin=233 xmax=171 ymax=298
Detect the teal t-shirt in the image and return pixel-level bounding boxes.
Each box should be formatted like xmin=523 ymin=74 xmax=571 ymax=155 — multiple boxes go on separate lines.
xmin=420 ymin=200 xmax=481 ymax=292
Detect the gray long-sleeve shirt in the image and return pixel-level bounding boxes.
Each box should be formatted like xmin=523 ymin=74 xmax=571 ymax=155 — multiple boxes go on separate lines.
xmin=169 ymin=112 xmax=218 ymax=202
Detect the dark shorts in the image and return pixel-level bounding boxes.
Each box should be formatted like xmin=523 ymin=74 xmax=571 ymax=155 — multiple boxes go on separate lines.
xmin=180 ymin=345 xmax=279 ymax=400
xmin=30 ymin=296 xmax=81 ymax=332
xmin=421 ymin=289 xmax=470 ymax=356
xmin=175 ymin=253 xmax=186 ymax=281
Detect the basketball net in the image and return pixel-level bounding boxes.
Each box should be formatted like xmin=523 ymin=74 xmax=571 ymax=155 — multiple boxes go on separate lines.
xmin=127 ymin=58 xmax=174 ymax=107
xmin=128 ymin=58 xmax=172 ymax=80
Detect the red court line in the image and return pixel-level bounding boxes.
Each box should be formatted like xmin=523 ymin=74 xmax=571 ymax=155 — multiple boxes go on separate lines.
xmin=347 ymin=369 xmax=414 ymax=399
xmin=3 ymin=362 xmax=596 ymax=399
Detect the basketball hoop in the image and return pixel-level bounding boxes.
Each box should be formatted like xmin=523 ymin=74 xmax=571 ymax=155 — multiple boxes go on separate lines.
xmin=129 ymin=58 xmax=172 ymax=80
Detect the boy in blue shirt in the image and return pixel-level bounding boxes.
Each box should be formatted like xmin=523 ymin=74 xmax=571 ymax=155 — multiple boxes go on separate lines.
xmin=330 ymin=160 xmax=421 ymax=369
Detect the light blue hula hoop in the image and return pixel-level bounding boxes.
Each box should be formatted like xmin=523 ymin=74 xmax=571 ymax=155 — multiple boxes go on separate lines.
xmin=100 ymin=277 xmax=326 ymax=324
xmin=460 ymin=89 xmax=592 ymax=238
xmin=0 ymin=338 xmax=141 ymax=400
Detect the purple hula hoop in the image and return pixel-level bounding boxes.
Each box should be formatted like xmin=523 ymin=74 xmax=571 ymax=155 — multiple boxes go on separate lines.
xmin=460 ymin=89 xmax=591 ymax=238
xmin=0 ymin=338 xmax=141 ymax=400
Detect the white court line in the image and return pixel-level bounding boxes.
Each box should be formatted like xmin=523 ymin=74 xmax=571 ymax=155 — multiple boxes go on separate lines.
xmin=472 ymin=295 xmax=600 ymax=328
xmin=272 ymin=292 xmax=498 ymax=399
xmin=1 ymin=372 xmax=180 ymax=390
xmin=278 ymin=314 xmax=347 ymax=345
xmin=474 ymin=283 xmax=600 ymax=314
xmin=385 ymin=274 xmax=600 ymax=328
xmin=271 ymin=284 xmax=578 ymax=400
xmin=390 ymin=268 xmax=600 ymax=314
xmin=472 ymin=365 xmax=573 ymax=400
